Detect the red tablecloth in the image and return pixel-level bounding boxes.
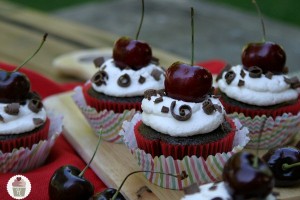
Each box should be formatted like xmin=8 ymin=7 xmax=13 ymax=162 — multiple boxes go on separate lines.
xmin=0 ymin=60 xmax=227 ymax=200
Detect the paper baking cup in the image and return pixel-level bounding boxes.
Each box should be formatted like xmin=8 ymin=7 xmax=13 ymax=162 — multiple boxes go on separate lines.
xmin=228 ymin=112 xmax=300 ymax=149
xmin=73 ymin=86 xmax=137 ymax=143
xmin=120 ymin=113 xmax=249 ymax=190
xmin=0 ymin=111 xmax=63 ymax=173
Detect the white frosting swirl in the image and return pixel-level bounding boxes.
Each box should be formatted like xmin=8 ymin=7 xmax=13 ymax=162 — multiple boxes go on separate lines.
xmin=91 ymin=59 xmax=165 ymax=97
xmin=217 ymin=65 xmax=299 ymax=106
xmin=0 ymin=101 xmax=47 ymax=134
xmin=141 ymin=95 xmax=225 ymax=137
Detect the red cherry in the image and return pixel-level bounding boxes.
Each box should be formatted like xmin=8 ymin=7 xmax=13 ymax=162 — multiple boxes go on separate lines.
xmin=241 ymin=41 xmax=286 ymax=74
xmin=164 ymin=62 xmax=212 ymax=102
xmin=112 ymin=36 xmax=152 ymax=70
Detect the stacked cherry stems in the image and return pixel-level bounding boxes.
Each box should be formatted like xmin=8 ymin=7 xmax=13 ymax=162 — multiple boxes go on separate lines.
xmin=263 ymin=143 xmax=300 ymax=187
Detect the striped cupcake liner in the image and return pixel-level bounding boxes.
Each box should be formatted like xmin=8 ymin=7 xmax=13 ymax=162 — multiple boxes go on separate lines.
xmin=228 ymin=112 xmax=300 ymax=149
xmin=73 ymin=86 xmax=137 ymax=143
xmin=0 ymin=111 xmax=63 ymax=173
xmin=120 ymin=113 xmax=249 ymax=190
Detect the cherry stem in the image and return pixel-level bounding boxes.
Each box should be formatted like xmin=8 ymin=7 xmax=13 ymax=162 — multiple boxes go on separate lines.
xmin=252 ymin=0 xmax=266 ymax=42
xmin=282 ymin=162 xmax=300 ymax=170
xmin=135 ymin=0 xmax=144 ymax=40
xmin=13 ymin=33 xmax=48 ymax=72
xmin=191 ymin=7 xmax=195 ymax=66
xmin=78 ymin=131 xmax=102 ymax=178
xmin=111 ymin=170 xmax=185 ymax=200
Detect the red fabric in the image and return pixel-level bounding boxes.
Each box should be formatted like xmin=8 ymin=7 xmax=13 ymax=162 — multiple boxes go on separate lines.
xmin=0 ymin=62 xmax=105 ymax=200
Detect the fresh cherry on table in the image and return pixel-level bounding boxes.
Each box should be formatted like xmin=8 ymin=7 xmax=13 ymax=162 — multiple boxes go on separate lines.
xmin=93 ymin=188 xmax=125 ymax=200
xmin=223 ymin=151 xmax=274 ymax=199
xmin=262 ymin=146 xmax=300 ymax=187
xmin=241 ymin=41 xmax=286 ymax=74
xmin=164 ymin=61 xmax=212 ymax=103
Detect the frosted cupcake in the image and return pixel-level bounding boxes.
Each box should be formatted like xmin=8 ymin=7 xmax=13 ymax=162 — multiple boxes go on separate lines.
xmin=12 ymin=177 xmax=27 ymax=197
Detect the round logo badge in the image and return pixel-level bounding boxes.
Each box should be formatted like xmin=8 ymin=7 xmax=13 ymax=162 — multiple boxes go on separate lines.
xmin=7 ymin=175 xmax=31 ymax=200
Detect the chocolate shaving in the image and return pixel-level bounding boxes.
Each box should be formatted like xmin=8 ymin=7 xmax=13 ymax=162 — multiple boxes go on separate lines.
xmin=0 ymin=115 xmax=4 ymax=122
xmin=284 ymin=76 xmax=300 ymax=89
xmin=170 ymin=101 xmax=192 ymax=121
xmin=157 ymin=89 xmax=166 ymax=96
xmin=93 ymin=57 xmax=105 ymax=68
xmin=138 ymin=75 xmax=146 ymax=84
xmin=183 ymin=183 xmax=200 ymax=195
xmin=240 ymin=69 xmax=246 ymax=78
xmin=238 ymin=79 xmax=245 ymax=87
xmin=33 ymin=118 xmax=44 ymax=126
xmin=144 ymin=89 xmax=157 ymax=100
xmin=154 ymin=96 xmax=163 ymax=104
xmin=214 ymin=104 xmax=223 ymax=113
xmin=117 ymin=73 xmax=131 ymax=87
xmin=202 ymin=99 xmax=215 ymax=115
xmin=225 ymin=70 xmax=236 ymax=84
xmin=248 ymin=66 xmax=263 ymax=78
xmin=28 ymin=99 xmax=43 ymax=113
xmin=216 ymin=64 xmax=232 ymax=81
xmin=151 ymin=69 xmax=163 ymax=81
xmin=151 ymin=56 xmax=160 ymax=65
xmin=265 ymin=71 xmax=273 ymax=79
xmin=282 ymin=66 xmax=289 ymax=74
xmin=4 ymin=103 xmax=20 ymax=115
xmin=161 ymin=106 xmax=169 ymax=113
xmin=208 ymin=184 xmax=217 ymax=191
xmin=91 ymin=70 xmax=108 ymax=86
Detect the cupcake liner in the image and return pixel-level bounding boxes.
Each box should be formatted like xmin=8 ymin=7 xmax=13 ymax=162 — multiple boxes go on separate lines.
xmin=82 ymin=83 xmax=142 ymax=113
xmin=228 ymin=111 xmax=300 ymax=149
xmin=73 ymin=85 xmax=137 ymax=143
xmin=0 ymin=111 xmax=63 ymax=173
xmin=120 ymin=113 xmax=249 ymax=190
xmin=0 ymin=118 xmax=50 ymax=153
xmin=133 ymin=118 xmax=236 ymax=160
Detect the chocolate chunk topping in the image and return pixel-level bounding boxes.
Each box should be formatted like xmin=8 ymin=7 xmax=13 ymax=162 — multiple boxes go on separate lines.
xmin=144 ymin=89 xmax=157 ymax=100
xmin=248 ymin=66 xmax=263 ymax=78
xmin=151 ymin=69 xmax=163 ymax=81
xmin=157 ymin=89 xmax=166 ymax=96
xmin=284 ymin=76 xmax=300 ymax=89
xmin=33 ymin=118 xmax=44 ymax=126
xmin=154 ymin=96 xmax=163 ymax=104
xmin=211 ymin=197 xmax=223 ymax=200
xmin=91 ymin=70 xmax=108 ymax=86
xmin=178 ymin=171 xmax=188 ymax=180
xmin=5 ymin=103 xmax=20 ymax=115
xmin=117 ymin=73 xmax=131 ymax=87
xmin=93 ymin=56 xmax=105 ymax=68
xmin=283 ymin=66 xmax=289 ymax=74
xmin=238 ymin=79 xmax=245 ymax=87
xmin=208 ymin=184 xmax=218 ymax=191
xmin=0 ymin=115 xmax=4 ymax=122
xmin=225 ymin=71 xmax=236 ymax=84
xmin=138 ymin=75 xmax=146 ymax=84
xmin=240 ymin=69 xmax=246 ymax=78
xmin=265 ymin=71 xmax=273 ymax=79
xmin=28 ymin=99 xmax=43 ymax=113
xmin=183 ymin=183 xmax=200 ymax=195
xmin=202 ymin=99 xmax=215 ymax=115
xmin=161 ymin=106 xmax=169 ymax=113
xmin=170 ymin=101 xmax=192 ymax=121
xmin=216 ymin=64 xmax=232 ymax=81
xmin=151 ymin=56 xmax=160 ymax=65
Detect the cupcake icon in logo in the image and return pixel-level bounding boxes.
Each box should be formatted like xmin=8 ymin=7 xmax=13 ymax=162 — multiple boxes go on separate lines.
xmin=7 ymin=175 xmax=31 ymax=199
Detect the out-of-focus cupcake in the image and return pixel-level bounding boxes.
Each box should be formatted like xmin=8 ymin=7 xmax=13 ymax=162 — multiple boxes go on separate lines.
xmin=121 ymin=61 xmax=249 ymax=189
xmin=73 ymin=37 xmax=165 ymax=143
xmin=216 ymin=41 xmax=300 ymax=149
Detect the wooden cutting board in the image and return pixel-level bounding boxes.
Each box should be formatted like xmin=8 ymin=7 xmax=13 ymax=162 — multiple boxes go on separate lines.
xmin=43 ymin=92 xmax=300 ymax=200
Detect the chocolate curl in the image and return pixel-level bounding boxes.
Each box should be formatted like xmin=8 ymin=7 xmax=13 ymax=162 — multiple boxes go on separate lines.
xmin=138 ymin=75 xmax=146 ymax=84
xmin=157 ymin=89 xmax=166 ymax=96
xmin=91 ymin=70 xmax=108 ymax=86
xmin=202 ymin=99 xmax=215 ymax=115
xmin=4 ymin=103 xmax=20 ymax=115
xmin=117 ymin=73 xmax=131 ymax=87
xmin=144 ymin=89 xmax=157 ymax=100
xmin=170 ymin=101 xmax=192 ymax=121
xmin=248 ymin=66 xmax=263 ymax=78
xmin=225 ymin=70 xmax=236 ymax=84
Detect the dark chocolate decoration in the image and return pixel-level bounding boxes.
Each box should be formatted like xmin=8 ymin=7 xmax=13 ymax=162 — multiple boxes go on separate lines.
xmin=0 ymin=114 xmax=4 ymax=122
xmin=208 ymin=184 xmax=217 ymax=191
xmin=283 ymin=66 xmax=289 ymax=74
xmin=91 ymin=70 xmax=108 ymax=86
xmin=117 ymin=73 xmax=131 ymax=87
xmin=265 ymin=71 xmax=273 ymax=79
xmin=202 ymin=99 xmax=215 ymax=115
xmin=214 ymin=104 xmax=223 ymax=113
xmin=151 ymin=69 xmax=163 ymax=81
xmin=183 ymin=183 xmax=200 ymax=195
xmin=161 ymin=106 xmax=169 ymax=113
xmin=211 ymin=197 xmax=223 ymax=200
xmin=154 ymin=96 xmax=163 ymax=104
xmin=144 ymin=89 xmax=157 ymax=100
xmin=151 ymin=56 xmax=160 ymax=65
xmin=216 ymin=64 xmax=232 ymax=81
xmin=157 ymin=89 xmax=166 ymax=96
xmin=248 ymin=66 xmax=263 ymax=78
xmin=238 ymin=79 xmax=245 ymax=87
xmin=28 ymin=99 xmax=43 ymax=113
xmin=138 ymin=75 xmax=146 ymax=84
xmin=28 ymin=91 xmax=42 ymax=101
xmin=170 ymin=101 xmax=192 ymax=121
xmin=4 ymin=103 xmax=20 ymax=115
xmin=240 ymin=69 xmax=246 ymax=78
xmin=225 ymin=71 xmax=236 ymax=84
xmin=93 ymin=57 xmax=105 ymax=68
xmin=33 ymin=118 xmax=44 ymax=126
xmin=178 ymin=171 xmax=188 ymax=180
xmin=284 ymin=76 xmax=300 ymax=89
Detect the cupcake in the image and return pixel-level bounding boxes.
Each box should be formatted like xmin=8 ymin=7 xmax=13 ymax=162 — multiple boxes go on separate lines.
xmin=12 ymin=176 xmax=27 ymax=197
xmin=216 ymin=41 xmax=300 ymax=149
xmin=120 ymin=61 xmax=249 ymax=189
xmin=73 ymin=37 xmax=165 ymax=143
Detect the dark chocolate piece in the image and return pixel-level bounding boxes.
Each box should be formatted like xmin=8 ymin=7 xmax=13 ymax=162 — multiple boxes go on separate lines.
xmin=216 ymin=64 xmax=232 ymax=81
xmin=151 ymin=69 xmax=163 ymax=81
xmin=151 ymin=56 xmax=160 ymax=65
xmin=91 ymin=70 xmax=108 ymax=86
xmin=178 ymin=171 xmax=188 ymax=180
xmin=225 ymin=71 xmax=236 ymax=84
xmin=170 ymin=101 xmax=192 ymax=121
xmin=183 ymin=183 xmax=200 ymax=195
xmin=157 ymin=89 xmax=166 ymax=96
xmin=138 ymin=75 xmax=146 ymax=84
xmin=240 ymin=69 xmax=246 ymax=78
xmin=154 ymin=96 xmax=163 ymax=104
xmin=214 ymin=104 xmax=223 ymax=113
xmin=211 ymin=197 xmax=223 ymax=200
xmin=161 ymin=106 xmax=169 ymax=113
xmin=265 ymin=71 xmax=273 ymax=79
xmin=33 ymin=118 xmax=44 ymax=126
xmin=238 ymin=79 xmax=245 ymax=87
xmin=208 ymin=184 xmax=218 ymax=191
xmin=117 ymin=73 xmax=131 ymax=87
xmin=284 ymin=76 xmax=300 ymax=89
xmin=4 ymin=103 xmax=20 ymax=115
xmin=144 ymin=89 xmax=157 ymax=100
xmin=0 ymin=114 xmax=4 ymax=122
xmin=248 ymin=66 xmax=262 ymax=78
xmin=28 ymin=99 xmax=43 ymax=113
xmin=202 ymin=99 xmax=215 ymax=115
xmin=93 ymin=56 xmax=105 ymax=68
